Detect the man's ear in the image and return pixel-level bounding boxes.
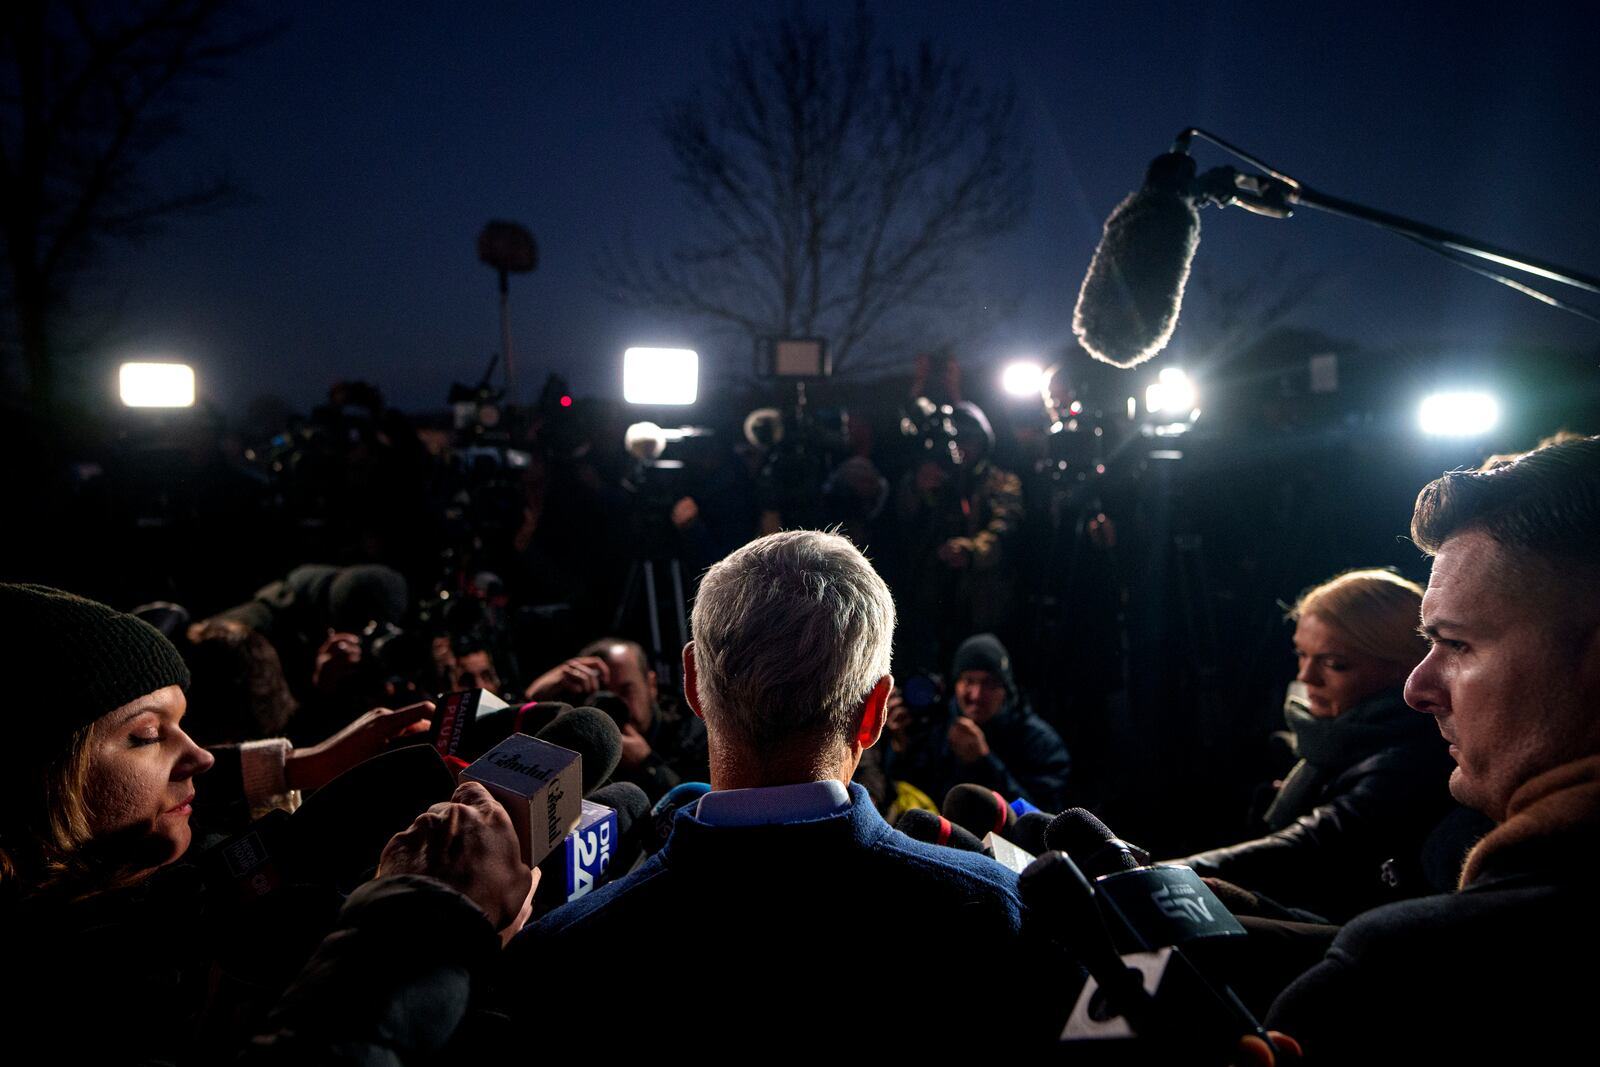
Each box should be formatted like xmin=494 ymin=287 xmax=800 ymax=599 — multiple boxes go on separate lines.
xmin=682 ymin=642 xmax=704 ymax=720
xmin=855 ymin=675 xmax=893 ymax=750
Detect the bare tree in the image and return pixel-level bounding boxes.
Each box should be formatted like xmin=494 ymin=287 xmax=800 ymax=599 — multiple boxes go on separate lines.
xmin=598 ymin=7 xmax=1030 ymax=376
xmin=0 ymin=0 xmax=271 ymax=410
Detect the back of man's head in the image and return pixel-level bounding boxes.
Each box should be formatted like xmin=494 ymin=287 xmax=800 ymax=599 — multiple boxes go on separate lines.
xmin=690 ymin=530 xmax=895 ymax=759
xmin=1412 ymin=434 xmax=1600 ymax=565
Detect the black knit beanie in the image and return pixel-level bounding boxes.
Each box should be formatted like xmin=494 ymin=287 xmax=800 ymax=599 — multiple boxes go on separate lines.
xmin=950 ymin=632 xmax=1015 ymax=699
xmin=1 ymin=584 xmax=191 ymax=748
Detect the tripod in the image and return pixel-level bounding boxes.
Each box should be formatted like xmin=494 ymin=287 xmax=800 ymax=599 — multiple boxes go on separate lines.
xmin=611 ymin=554 xmax=689 ymax=687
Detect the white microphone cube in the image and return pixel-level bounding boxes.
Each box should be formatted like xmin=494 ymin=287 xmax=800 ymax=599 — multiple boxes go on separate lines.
xmin=462 ymin=733 xmax=584 ymax=866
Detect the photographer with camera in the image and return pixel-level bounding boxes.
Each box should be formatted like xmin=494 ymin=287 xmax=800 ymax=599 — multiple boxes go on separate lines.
xmin=883 ymin=633 xmax=1071 ymax=813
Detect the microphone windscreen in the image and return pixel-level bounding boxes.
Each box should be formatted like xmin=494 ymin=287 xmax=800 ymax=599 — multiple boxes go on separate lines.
xmin=585 ymin=781 xmax=651 ymax=836
xmin=1072 ymin=156 xmax=1200 ymax=369
xmin=587 ymin=780 xmax=652 ymax=881
xmin=290 ymin=743 xmax=457 ymax=890
xmin=942 ymin=783 xmax=1017 ymax=838
xmin=1011 ymin=810 xmax=1054 ymax=855
xmin=516 ymin=700 xmax=571 ymax=736
xmin=1045 ymin=807 xmax=1143 ymax=877
xmin=535 ymin=706 xmax=622 ymax=793
xmin=895 ymin=808 xmax=987 ymax=854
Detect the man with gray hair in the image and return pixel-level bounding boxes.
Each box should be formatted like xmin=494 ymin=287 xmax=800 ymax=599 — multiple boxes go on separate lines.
xmin=1266 ymin=434 xmax=1600 ymax=1062
xmin=507 ymin=530 xmax=1046 ymax=1052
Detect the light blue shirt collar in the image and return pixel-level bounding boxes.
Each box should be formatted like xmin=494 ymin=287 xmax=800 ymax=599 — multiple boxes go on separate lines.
xmin=693 ymin=779 xmax=852 ymax=827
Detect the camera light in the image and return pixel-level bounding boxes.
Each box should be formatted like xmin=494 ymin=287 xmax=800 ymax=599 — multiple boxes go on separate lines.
xmin=119 ymin=362 xmax=195 ymax=408
xmin=1145 ymin=367 xmax=1197 ymax=416
xmin=624 ymin=347 xmax=698 ymax=405
xmin=1000 ymin=360 xmax=1044 ymax=398
xmin=1419 ymin=391 xmax=1499 ymax=437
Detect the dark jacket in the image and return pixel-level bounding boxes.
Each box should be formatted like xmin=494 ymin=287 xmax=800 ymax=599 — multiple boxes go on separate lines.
xmin=884 ymin=697 xmax=1073 ymax=812
xmin=1180 ymin=690 xmax=1454 ymax=921
xmin=1265 ymin=814 xmax=1600 ymax=1063
xmin=504 ymin=782 xmax=1070 ymax=1054
xmin=242 ymin=875 xmax=505 ymax=1066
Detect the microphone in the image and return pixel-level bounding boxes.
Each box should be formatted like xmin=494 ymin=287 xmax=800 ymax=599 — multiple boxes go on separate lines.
xmin=1019 ymin=851 xmax=1163 ymax=1037
xmin=586 ymin=780 xmax=651 ymax=878
xmin=430 ymin=688 xmax=520 ymax=762
xmin=1049 ymin=809 xmax=1241 ymax=953
xmin=534 ymin=706 xmax=623 ymax=794
xmin=895 ymin=808 xmax=988 ymax=855
xmin=942 ymin=783 xmax=1017 ymax=839
xmin=1072 ymin=150 xmax=1201 ymax=368
xmin=1045 ymin=807 xmax=1149 ymax=877
xmin=1022 ymin=850 xmax=1277 ymax=1058
xmin=646 ymin=781 xmax=712 ymax=855
xmin=1011 ymin=810 xmax=1054 ymax=856
xmin=515 ymin=700 xmax=572 ymax=737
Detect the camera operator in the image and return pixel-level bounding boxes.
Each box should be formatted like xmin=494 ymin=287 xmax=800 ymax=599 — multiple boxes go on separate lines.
xmin=893 ymin=398 xmax=1025 ymax=673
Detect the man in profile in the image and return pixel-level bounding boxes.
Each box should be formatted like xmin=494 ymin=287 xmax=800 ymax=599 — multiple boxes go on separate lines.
xmin=1267 ymin=435 xmax=1600 ymax=1062
xmin=506 ymin=530 xmax=1055 ymax=1052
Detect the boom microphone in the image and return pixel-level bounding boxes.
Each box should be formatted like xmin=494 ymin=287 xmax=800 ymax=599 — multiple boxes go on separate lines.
xmin=1072 ymin=150 xmax=1200 ymax=368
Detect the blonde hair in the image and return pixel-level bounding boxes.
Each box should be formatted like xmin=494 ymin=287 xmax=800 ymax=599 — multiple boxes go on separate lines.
xmin=1292 ymin=568 xmax=1427 ymax=668
xmin=0 ymin=722 xmax=96 ymax=897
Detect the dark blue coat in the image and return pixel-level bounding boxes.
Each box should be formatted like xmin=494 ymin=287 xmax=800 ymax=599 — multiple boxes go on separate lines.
xmin=505 ymin=783 xmax=1072 ymax=1054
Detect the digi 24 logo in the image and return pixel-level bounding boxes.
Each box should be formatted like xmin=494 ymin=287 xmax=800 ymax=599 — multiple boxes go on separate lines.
xmin=567 ymin=818 xmax=614 ymax=900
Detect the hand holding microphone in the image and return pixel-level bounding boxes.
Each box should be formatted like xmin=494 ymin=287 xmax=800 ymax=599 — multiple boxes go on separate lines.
xmin=379 ymin=780 xmax=536 ymax=940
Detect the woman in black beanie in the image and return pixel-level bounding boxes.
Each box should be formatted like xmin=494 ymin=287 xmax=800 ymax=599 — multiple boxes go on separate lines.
xmin=0 ymin=583 xmax=215 ymax=898
xmin=0 ymin=583 xmax=448 ymax=1064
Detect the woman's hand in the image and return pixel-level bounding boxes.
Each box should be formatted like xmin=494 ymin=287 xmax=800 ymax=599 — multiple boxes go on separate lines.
xmin=284 ymin=701 xmax=433 ymax=792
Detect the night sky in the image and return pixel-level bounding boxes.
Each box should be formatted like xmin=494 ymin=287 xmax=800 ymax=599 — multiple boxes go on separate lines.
xmin=95 ymin=0 xmax=1600 ymax=416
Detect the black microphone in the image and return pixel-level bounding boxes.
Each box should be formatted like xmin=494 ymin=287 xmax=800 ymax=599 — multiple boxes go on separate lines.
xmin=895 ymin=808 xmax=988 ymax=855
xmin=534 ymin=706 xmax=623 ymax=794
xmin=1072 ymin=150 xmax=1200 ymax=368
xmin=1045 ymin=807 xmax=1149 ymax=877
xmin=1049 ymin=809 xmax=1242 ymax=954
xmin=942 ymin=783 xmax=1017 ymax=839
xmin=515 ymin=700 xmax=572 ymax=737
xmin=1019 ymin=851 xmax=1163 ymax=1037
xmin=585 ymin=780 xmax=651 ymax=880
xmin=1011 ymin=810 xmax=1054 ymax=856
xmin=1022 ymin=850 xmax=1278 ymax=1059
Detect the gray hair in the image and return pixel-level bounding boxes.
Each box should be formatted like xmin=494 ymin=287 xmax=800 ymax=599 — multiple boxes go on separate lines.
xmin=690 ymin=530 xmax=896 ymax=753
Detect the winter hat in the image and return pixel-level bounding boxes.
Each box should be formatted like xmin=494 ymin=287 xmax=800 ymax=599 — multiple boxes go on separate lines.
xmin=1 ymin=583 xmax=191 ymax=748
xmin=950 ymin=633 xmax=1016 ymax=699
